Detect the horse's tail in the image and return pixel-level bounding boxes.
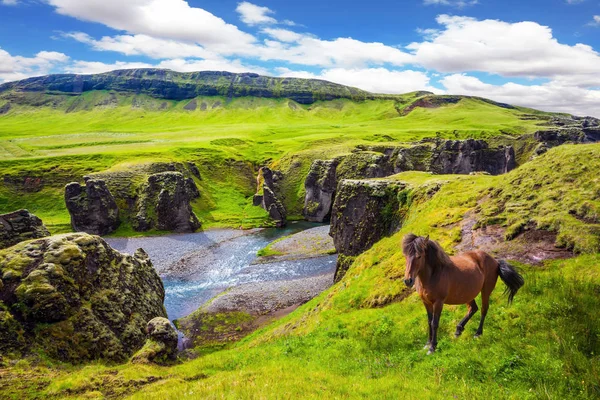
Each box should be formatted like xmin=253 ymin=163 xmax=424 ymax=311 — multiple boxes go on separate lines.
xmin=497 ymin=260 xmax=524 ymax=304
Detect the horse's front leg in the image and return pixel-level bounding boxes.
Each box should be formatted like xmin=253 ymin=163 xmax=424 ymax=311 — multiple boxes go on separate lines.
xmin=428 ymin=301 xmax=444 ymax=355
xmin=423 ymin=301 xmax=433 ymax=350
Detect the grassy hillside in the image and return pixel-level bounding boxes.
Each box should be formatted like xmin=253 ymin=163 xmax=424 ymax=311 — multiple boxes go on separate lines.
xmin=2 ymin=144 xmax=599 ymax=399
xmin=0 ymin=90 xmax=552 ymax=232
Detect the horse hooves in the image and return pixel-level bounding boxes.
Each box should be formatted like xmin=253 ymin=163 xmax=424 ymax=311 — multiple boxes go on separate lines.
xmin=474 ymin=333 xmax=482 ymax=339
xmin=423 ymin=344 xmax=430 ymax=350
xmin=427 ymin=349 xmax=435 ymax=355
xmin=454 ymin=332 xmax=462 ymax=339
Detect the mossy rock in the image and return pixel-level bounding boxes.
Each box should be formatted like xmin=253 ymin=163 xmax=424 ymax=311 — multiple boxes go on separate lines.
xmin=131 ymin=317 xmax=178 ymax=365
xmin=0 ymin=233 xmax=167 ymax=362
xmin=0 ymin=210 xmax=50 ymax=250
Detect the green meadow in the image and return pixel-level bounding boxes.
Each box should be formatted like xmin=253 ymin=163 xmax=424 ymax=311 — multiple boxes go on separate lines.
xmin=0 ymin=93 xmax=549 ymax=233
xmin=1 ymin=144 xmax=599 ymax=399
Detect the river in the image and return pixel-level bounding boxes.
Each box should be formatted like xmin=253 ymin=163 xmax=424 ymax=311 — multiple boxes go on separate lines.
xmin=106 ymin=221 xmax=337 ymax=320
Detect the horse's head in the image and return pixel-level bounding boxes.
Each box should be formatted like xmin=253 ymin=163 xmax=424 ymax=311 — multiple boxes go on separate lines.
xmin=402 ymin=233 xmax=429 ymax=288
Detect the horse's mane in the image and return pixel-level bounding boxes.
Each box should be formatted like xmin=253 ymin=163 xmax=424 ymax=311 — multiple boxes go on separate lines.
xmin=402 ymin=234 xmax=455 ymax=272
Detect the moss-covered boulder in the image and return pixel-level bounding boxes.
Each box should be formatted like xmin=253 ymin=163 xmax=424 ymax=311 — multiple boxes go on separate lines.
xmin=134 ymin=172 xmax=201 ymax=233
xmin=65 ymin=178 xmax=120 ymax=235
xmin=0 ymin=233 xmax=167 ymax=362
xmin=0 ymin=210 xmax=50 ymax=250
xmin=131 ymin=317 xmax=178 ymax=364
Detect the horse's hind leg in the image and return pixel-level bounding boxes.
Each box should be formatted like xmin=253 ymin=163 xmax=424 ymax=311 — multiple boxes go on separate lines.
xmin=454 ymin=299 xmax=478 ymax=338
xmin=474 ymin=293 xmax=489 ymax=338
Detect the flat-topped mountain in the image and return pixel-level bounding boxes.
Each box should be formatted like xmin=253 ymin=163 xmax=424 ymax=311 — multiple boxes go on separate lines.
xmin=0 ymin=69 xmax=375 ymax=105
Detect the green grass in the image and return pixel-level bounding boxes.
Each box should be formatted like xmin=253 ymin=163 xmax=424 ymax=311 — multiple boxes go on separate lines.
xmin=2 ymin=144 xmax=599 ymax=399
xmin=0 ymin=94 xmax=549 ymax=231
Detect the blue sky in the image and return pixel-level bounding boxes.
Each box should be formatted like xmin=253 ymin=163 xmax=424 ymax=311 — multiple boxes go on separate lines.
xmin=1 ymin=0 xmax=599 ymax=116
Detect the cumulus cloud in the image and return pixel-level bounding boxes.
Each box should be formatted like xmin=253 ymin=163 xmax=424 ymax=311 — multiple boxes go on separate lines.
xmin=257 ymin=36 xmax=413 ymax=68
xmin=52 ymin=1 xmax=410 ymax=69
xmin=590 ymin=15 xmax=600 ymax=26
xmin=441 ymin=74 xmax=600 ymax=117
xmin=46 ymin=0 xmax=255 ymax=52
xmin=409 ymin=15 xmax=600 ymax=87
xmin=261 ymin=28 xmax=305 ymax=43
xmin=66 ymin=60 xmax=154 ymax=75
xmin=66 ymin=58 xmax=268 ymax=76
xmin=155 ymin=58 xmax=268 ymax=74
xmin=277 ymin=67 xmax=440 ymax=94
xmin=0 ymin=48 xmax=69 ymax=82
xmin=64 ymin=32 xmax=209 ymax=59
xmin=236 ymin=2 xmax=276 ymax=26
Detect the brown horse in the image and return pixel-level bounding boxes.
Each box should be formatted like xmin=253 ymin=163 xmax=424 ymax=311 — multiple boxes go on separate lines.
xmin=402 ymin=234 xmax=524 ymax=354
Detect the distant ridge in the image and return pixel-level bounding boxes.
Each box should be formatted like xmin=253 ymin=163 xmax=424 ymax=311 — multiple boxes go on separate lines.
xmin=0 ymin=69 xmax=376 ymax=105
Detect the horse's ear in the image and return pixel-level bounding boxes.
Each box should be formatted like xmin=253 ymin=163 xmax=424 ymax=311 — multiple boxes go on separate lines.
xmin=425 ymin=235 xmax=429 ymax=242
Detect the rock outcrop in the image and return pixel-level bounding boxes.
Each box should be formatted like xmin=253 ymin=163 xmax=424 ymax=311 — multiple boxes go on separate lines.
xmin=303 ymin=160 xmax=339 ymax=222
xmin=134 ymin=172 xmax=201 ymax=233
xmin=374 ymin=139 xmax=517 ymax=176
xmin=330 ymin=180 xmax=408 ymax=282
xmin=131 ymin=317 xmax=178 ymax=364
xmin=303 ymin=139 xmax=515 ymax=225
xmin=255 ymin=167 xmax=287 ymax=227
xmin=0 ymin=210 xmax=50 ymax=249
xmin=428 ymin=139 xmax=516 ymax=175
xmin=65 ymin=178 xmax=120 ymax=235
xmin=0 ymin=233 xmax=167 ymax=362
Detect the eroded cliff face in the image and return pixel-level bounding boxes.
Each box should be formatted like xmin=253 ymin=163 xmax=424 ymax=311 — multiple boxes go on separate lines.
xmin=303 ymin=160 xmax=339 ymax=222
xmin=303 ymin=139 xmax=516 ymax=223
xmin=330 ymin=180 xmax=409 ymax=282
xmin=134 ymin=172 xmax=201 ymax=233
xmin=64 ymin=162 xmax=203 ymax=234
xmin=532 ymin=117 xmax=600 ymax=155
xmin=254 ymin=167 xmax=287 ymax=227
xmin=0 ymin=210 xmax=50 ymax=250
xmin=0 ymin=233 xmax=167 ymax=362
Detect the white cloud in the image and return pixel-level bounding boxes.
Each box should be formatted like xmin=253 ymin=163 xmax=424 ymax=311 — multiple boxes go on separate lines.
xmin=441 ymin=73 xmax=600 ymax=117
xmin=50 ymin=1 xmax=412 ymax=69
xmin=156 ymin=58 xmax=268 ymax=74
xmin=66 ymin=60 xmax=154 ymax=75
xmin=261 ymin=28 xmax=304 ymax=43
xmin=423 ymin=0 xmax=478 ymax=8
xmin=590 ymin=15 xmax=600 ymax=26
xmin=1 ymin=0 xmax=19 ymax=5
xmin=65 ymin=32 xmax=209 ymax=59
xmin=0 ymin=48 xmax=69 ymax=82
xmin=66 ymin=58 xmax=268 ymax=76
xmin=320 ymin=68 xmax=440 ymax=94
xmin=277 ymin=67 xmax=440 ymax=94
xmin=257 ymin=36 xmax=413 ymax=68
xmin=236 ymin=2 xmax=276 ymax=26
xmin=46 ymin=0 xmax=255 ymax=52
xmin=409 ymin=15 xmax=600 ymax=87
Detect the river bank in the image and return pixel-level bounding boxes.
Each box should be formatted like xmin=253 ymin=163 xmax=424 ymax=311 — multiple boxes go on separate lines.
xmin=105 ymin=222 xmax=337 ymax=321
